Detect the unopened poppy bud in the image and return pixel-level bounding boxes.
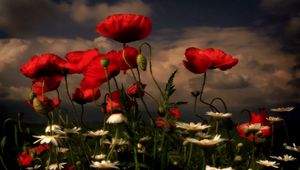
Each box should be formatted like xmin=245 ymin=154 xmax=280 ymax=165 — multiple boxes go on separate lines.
xmin=191 ymin=90 xmax=200 ymax=97
xmin=158 ymin=106 xmax=164 ymax=115
xmin=137 ymin=54 xmax=147 ymax=71
xmin=32 ymin=97 xmax=47 ymax=114
xmin=100 ymin=58 xmax=110 ymax=68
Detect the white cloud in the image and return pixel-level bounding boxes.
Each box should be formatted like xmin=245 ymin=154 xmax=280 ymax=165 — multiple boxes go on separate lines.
xmin=69 ymin=0 xmax=151 ymax=23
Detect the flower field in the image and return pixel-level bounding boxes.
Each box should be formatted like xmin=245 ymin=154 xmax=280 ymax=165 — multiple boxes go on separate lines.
xmin=0 ymin=14 xmax=299 ymax=170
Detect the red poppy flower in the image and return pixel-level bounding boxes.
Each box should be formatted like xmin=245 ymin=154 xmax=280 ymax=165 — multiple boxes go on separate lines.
xmin=155 ymin=117 xmax=171 ymax=128
xmin=127 ymin=82 xmax=146 ymax=98
xmin=80 ymin=54 xmax=120 ymax=89
xmin=18 ymin=152 xmax=33 ymax=167
xmin=32 ymin=75 xmax=63 ymax=95
xmin=29 ymin=144 xmax=49 ymax=156
xmin=96 ymin=14 xmax=152 ymax=43
xmin=106 ymin=90 xmax=126 ymax=113
xmin=64 ymin=48 xmax=100 ymax=74
xmin=167 ymin=107 xmax=181 ymax=119
xmin=236 ymin=110 xmax=271 ymax=141
xmin=72 ymin=87 xmax=101 ymax=105
xmin=20 ymin=53 xmax=66 ymax=78
xmin=183 ymin=47 xmax=238 ymax=74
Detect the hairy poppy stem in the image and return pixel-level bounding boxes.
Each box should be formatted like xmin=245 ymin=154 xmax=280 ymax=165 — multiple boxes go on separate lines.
xmin=139 ymin=42 xmax=164 ymax=98
xmin=210 ymin=97 xmax=228 ymax=113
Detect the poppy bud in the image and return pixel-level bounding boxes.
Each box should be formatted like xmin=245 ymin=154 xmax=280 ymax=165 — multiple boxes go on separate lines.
xmin=100 ymin=58 xmax=110 ymax=68
xmin=158 ymin=106 xmax=165 ymax=115
xmin=137 ymin=54 xmax=147 ymax=71
xmin=32 ymin=97 xmax=47 ymax=114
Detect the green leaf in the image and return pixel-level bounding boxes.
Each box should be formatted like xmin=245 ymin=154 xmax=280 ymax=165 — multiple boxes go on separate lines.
xmin=1 ymin=136 xmax=7 ymax=153
xmin=164 ymin=70 xmax=177 ymax=100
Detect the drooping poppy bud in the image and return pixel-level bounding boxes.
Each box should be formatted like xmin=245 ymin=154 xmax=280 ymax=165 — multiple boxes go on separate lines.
xmin=137 ymin=54 xmax=147 ymax=71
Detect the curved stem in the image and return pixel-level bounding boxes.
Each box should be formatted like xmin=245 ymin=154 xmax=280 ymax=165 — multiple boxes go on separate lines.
xmin=210 ymin=97 xmax=228 ymax=113
xmin=112 ymin=76 xmax=120 ymax=90
xmin=139 ymin=42 xmax=164 ymax=98
xmin=199 ymin=72 xmax=219 ymax=112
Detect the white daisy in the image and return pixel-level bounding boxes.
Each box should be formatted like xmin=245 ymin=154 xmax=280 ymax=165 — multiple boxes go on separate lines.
xmin=185 ymin=134 xmax=225 ymax=147
xmin=242 ymin=123 xmax=269 ymax=133
xmin=86 ymin=130 xmax=109 ymax=137
xmin=195 ymin=132 xmax=211 ymax=138
xmin=91 ymin=154 xmax=106 ymax=160
xmin=26 ymin=165 xmax=41 ymax=170
xmin=270 ymin=154 xmax=296 ymax=162
xmin=271 ymin=107 xmax=294 ymax=112
xmin=33 ymin=135 xmax=59 ymax=146
xmin=103 ymin=138 xmax=129 ymax=147
xmin=46 ymin=162 xmax=67 ymax=170
xmin=45 ymin=125 xmax=64 ymax=134
xmin=206 ymin=165 xmax=234 ymax=170
xmin=175 ymin=122 xmax=211 ymax=131
xmin=206 ymin=111 xmax=232 ymax=119
xmin=285 ymin=143 xmax=300 ymax=152
xmin=56 ymin=147 xmax=69 ymax=153
xmin=266 ymin=116 xmax=283 ymax=123
xmin=63 ymin=127 xmax=81 ymax=134
xmin=106 ymin=113 xmax=127 ymax=124
xmin=90 ymin=160 xmax=119 ymax=169
xmin=256 ymin=160 xmax=279 ymax=168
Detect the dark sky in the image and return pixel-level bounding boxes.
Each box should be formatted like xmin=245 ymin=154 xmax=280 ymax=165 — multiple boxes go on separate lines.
xmin=0 ymin=0 xmax=300 ymax=136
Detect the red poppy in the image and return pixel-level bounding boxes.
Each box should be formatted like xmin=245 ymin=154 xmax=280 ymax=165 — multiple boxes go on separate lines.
xmin=96 ymin=14 xmax=152 ymax=43
xmin=236 ymin=110 xmax=271 ymax=141
xmin=72 ymin=87 xmax=101 ymax=105
xmin=183 ymin=47 xmax=238 ymax=74
xmin=29 ymin=144 xmax=49 ymax=156
xmin=155 ymin=117 xmax=171 ymax=128
xmin=117 ymin=46 xmax=139 ymax=70
xmin=20 ymin=53 xmax=66 ymax=78
xmin=80 ymin=54 xmax=120 ymax=89
xmin=106 ymin=90 xmax=126 ymax=113
xmin=18 ymin=152 xmax=33 ymax=167
xmin=167 ymin=107 xmax=181 ymax=119
xmin=127 ymin=82 xmax=146 ymax=98
xmin=32 ymin=75 xmax=63 ymax=95
xmin=28 ymin=96 xmax=59 ymax=114
xmin=64 ymin=48 xmax=100 ymax=74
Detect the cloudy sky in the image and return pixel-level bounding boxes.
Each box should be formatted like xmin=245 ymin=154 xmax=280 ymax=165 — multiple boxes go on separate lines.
xmin=0 ymin=0 xmax=300 ymax=129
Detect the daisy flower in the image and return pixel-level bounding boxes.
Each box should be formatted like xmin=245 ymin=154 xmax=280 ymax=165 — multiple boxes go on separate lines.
xmin=205 ymin=165 xmax=234 ymax=170
xmin=175 ymin=122 xmax=211 ymax=131
xmin=45 ymin=125 xmax=64 ymax=134
xmin=271 ymin=107 xmax=294 ymax=113
xmin=270 ymin=154 xmax=296 ymax=162
xmin=46 ymin=162 xmax=67 ymax=170
xmin=91 ymin=154 xmax=106 ymax=160
xmin=106 ymin=113 xmax=128 ymax=124
xmin=90 ymin=160 xmax=119 ymax=169
xmin=185 ymin=134 xmax=225 ymax=147
xmin=86 ymin=130 xmax=109 ymax=137
xmin=266 ymin=116 xmax=283 ymax=123
xmin=63 ymin=127 xmax=81 ymax=134
xmin=285 ymin=143 xmax=300 ymax=152
xmin=256 ymin=160 xmax=279 ymax=168
xmin=33 ymin=135 xmax=59 ymax=146
xmin=206 ymin=111 xmax=232 ymax=119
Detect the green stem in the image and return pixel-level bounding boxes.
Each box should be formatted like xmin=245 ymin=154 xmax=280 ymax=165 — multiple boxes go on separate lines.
xmin=193 ymin=95 xmax=198 ymax=115
xmin=199 ymin=72 xmax=219 ymax=112
xmin=104 ymin=67 xmax=113 ymax=129
xmin=271 ymin=124 xmax=274 ymax=154
xmin=112 ymin=76 xmax=120 ymax=90
xmin=64 ymin=75 xmax=78 ymax=121
xmin=134 ymin=145 xmax=139 ymax=170
xmin=210 ymin=97 xmax=228 ymax=113
xmin=187 ymin=143 xmax=193 ymax=167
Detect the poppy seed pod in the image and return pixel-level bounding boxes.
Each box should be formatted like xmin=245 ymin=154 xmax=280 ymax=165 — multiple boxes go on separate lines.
xmin=101 ymin=58 xmax=110 ymax=68
xmin=137 ymin=54 xmax=147 ymax=71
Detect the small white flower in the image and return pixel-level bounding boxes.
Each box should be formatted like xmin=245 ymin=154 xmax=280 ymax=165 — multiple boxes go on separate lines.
xmin=266 ymin=116 xmax=283 ymax=123
xmin=26 ymin=165 xmax=41 ymax=170
xmin=86 ymin=130 xmax=109 ymax=137
xmin=195 ymin=132 xmax=211 ymax=138
xmin=206 ymin=111 xmax=232 ymax=119
xmin=242 ymin=123 xmax=269 ymax=133
xmin=270 ymin=154 xmax=296 ymax=162
xmin=90 ymin=160 xmax=119 ymax=169
xmin=271 ymin=107 xmax=294 ymax=113
xmin=106 ymin=113 xmax=127 ymax=124
xmin=176 ymin=122 xmax=211 ymax=131
xmin=45 ymin=125 xmax=64 ymax=134
xmin=185 ymin=134 xmax=225 ymax=147
xmin=56 ymin=147 xmax=69 ymax=153
xmin=46 ymin=162 xmax=67 ymax=170
xmin=104 ymin=138 xmax=129 ymax=147
xmin=91 ymin=154 xmax=106 ymax=160
xmin=63 ymin=127 xmax=81 ymax=134
xmin=33 ymin=135 xmax=59 ymax=146
xmin=256 ymin=160 xmax=279 ymax=168
xmin=285 ymin=143 xmax=300 ymax=152
xmin=205 ymin=165 xmax=234 ymax=170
